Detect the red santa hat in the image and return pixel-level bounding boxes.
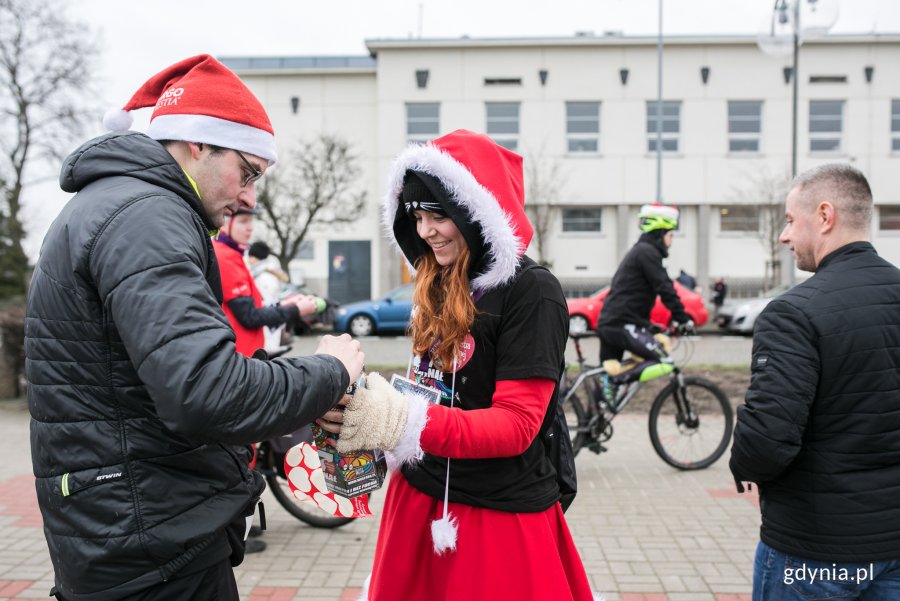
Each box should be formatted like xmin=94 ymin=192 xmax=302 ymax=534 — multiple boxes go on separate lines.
xmin=384 ymin=129 xmax=532 ymax=292
xmin=102 ymin=54 xmax=277 ymax=165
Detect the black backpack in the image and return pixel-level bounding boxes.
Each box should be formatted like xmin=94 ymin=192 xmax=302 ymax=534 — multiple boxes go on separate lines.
xmin=520 ymin=262 xmax=578 ymax=512
xmin=545 ymin=392 xmax=578 ymax=512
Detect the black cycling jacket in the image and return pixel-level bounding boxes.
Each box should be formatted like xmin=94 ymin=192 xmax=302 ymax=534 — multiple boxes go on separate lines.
xmin=598 ymin=232 xmax=688 ymax=329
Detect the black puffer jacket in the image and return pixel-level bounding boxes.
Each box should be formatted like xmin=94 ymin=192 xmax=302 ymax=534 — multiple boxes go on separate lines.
xmin=730 ymin=242 xmax=900 ymax=562
xmin=597 ymin=232 xmax=688 ymax=328
xmin=26 ymin=132 xmax=349 ymax=600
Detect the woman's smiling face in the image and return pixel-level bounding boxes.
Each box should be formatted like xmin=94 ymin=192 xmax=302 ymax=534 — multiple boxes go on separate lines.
xmin=413 ymin=210 xmax=465 ymax=267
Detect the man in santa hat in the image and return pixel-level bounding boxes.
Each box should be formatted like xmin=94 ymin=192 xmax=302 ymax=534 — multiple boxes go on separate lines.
xmin=26 ymin=54 xmax=364 ymax=601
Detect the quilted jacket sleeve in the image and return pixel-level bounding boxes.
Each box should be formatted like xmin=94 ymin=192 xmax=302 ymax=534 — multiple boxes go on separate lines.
xmin=729 ymin=297 xmax=820 ymax=485
xmin=90 ymin=195 xmax=348 ymax=444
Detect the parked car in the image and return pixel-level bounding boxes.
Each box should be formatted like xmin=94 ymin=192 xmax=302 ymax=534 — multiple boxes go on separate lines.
xmin=566 ymin=282 xmax=709 ymax=335
xmin=278 ymin=283 xmax=338 ymax=335
xmin=334 ymin=284 xmax=414 ymax=337
xmin=716 ymin=285 xmax=790 ymax=335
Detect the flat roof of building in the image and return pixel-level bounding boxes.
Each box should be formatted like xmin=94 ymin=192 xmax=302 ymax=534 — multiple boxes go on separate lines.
xmin=365 ymin=32 xmax=900 ymax=53
xmin=219 ymin=55 xmax=376 ymax=73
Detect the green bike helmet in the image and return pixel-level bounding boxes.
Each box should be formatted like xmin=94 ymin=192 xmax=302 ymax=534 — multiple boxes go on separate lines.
xmin=638 ymin=203 xmax=679 ymax=232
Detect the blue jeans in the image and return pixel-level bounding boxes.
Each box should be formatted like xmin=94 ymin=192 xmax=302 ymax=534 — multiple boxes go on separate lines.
xmin=753 ymin=541 xmax=900 ymax=600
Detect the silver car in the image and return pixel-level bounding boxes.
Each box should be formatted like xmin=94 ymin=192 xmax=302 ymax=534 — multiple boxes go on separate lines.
xmin=716 ymin=285 xmax=791 ymax=335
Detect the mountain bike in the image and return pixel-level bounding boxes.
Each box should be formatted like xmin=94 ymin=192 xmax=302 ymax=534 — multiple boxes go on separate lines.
xmin=561 ymin=330 xmax=733 ymax=470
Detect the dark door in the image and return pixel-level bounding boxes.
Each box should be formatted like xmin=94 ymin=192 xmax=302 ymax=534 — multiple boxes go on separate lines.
xmin=328 ymin=241 xmax=371 ymax=304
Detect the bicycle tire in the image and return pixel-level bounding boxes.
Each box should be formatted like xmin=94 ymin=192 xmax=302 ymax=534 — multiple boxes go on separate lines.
xmin=648 ymin=376 xmax=733 ymax=470
xmin=263 ymin=453 xmax=357 ymax=529
xmin=561 ymin=373 xmax=591 ymax=456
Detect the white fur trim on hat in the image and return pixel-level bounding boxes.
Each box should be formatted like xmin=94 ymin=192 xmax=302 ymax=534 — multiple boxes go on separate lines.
xmin=383 ymin=143 xmax=522 ymax=292
xmin=146 ymin=113 xmax=278 ymax=165
xmin=102 ymin=108 xmax=134 ymax=132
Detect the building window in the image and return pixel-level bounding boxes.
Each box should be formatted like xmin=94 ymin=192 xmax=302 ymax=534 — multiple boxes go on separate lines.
xmin=879 ymin=206 xmax=900 ymax=231
xmin=646 ymin=101 xmax=681 ymax=152
xmin=562 ymin=207 xmax=602 ymax=232
xmin=720 ymin=205 xmax=760 ymax=233
xmin=297 ymin=240 xmax=315 ymax=260
xmin=486 ymin=102 xmax=520 ymax=151
xmin=728 ymin=100 xmax=762 ymax=152
xmin=406 ymin=103 xmax=440 ymax=145
xmin=566 ymin=101 xmax=600 ymax=153
xmin=809 ymin=100 xmax=844 ymax=153
xmin=892 ymin=100 xmax=900 ymax=152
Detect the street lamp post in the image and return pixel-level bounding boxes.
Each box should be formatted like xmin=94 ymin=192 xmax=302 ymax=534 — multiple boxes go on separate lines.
xmin=655 ymin=0 xmax=664 ymax=204
xmin=757 ymin=0 xmax=837 ymax=286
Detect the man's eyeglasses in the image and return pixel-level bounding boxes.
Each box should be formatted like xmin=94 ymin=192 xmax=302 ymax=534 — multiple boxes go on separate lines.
xmin=233 ymin=149 xmax=263 ymax=187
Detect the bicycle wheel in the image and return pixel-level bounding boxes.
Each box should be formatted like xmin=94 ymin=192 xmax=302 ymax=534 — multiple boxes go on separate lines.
xmin=561 ymin=373 xmax=591 ymax=456
xmin=648 ymin=376 xmax=733 ymax=470
xmin=262 ymin=449 xmax=357 ymax=529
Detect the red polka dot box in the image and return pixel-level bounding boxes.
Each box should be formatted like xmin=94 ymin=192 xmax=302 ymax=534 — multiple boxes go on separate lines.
xmin=283 ymin=441 xmax=378 ymax=518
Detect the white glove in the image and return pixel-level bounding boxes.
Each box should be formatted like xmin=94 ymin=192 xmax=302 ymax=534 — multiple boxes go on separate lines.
xmin=336 ymin=372 xmax=409 ymax=453
xmin=673 ymin=319 xmax=696 ymax=336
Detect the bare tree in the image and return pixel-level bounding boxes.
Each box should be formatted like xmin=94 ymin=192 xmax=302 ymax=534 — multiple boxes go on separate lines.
xmin=0 ymin=0 xmax=98 ymax=299
xmin=256 ymin=134 xmax=367 ymax=276
xmin=730 ymin=168 xmax=791 ymax=292
xmin=523 ymin=150 xmax=567 ymax=268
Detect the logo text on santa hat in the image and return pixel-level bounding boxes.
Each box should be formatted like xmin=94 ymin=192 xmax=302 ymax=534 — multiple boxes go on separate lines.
xmin=155 ymin=87 xmax=184 ymax=109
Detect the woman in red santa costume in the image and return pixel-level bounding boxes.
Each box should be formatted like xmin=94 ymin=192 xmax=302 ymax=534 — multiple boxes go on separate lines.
xmin=325 ymin=130 xmax=599 ymax=600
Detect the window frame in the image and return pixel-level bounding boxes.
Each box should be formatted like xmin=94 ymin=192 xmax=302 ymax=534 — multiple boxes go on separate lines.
xmin=891 ymin=99 xmax=900 ymax=153
xmin=727 ymin=100 xmax=763 ymax=154
xmin=561 ymin=206 xmax=603 ymax=233
xmin=646 ymin=100 xmax=682 ymax=153
xmin=405 ymin=102 xmax=440 ymax=145
xmin=808 ymin=99 xmax=844 ymax=154
xmin=565 ymin=101 xmax=601 ymax=154
xmin=878 ymin=205 xmax=900 ymax=232
xmin=719 ymin=205 xmax=761 ymax=235
xmin=485 ymin=102 xmax=520 ymax=151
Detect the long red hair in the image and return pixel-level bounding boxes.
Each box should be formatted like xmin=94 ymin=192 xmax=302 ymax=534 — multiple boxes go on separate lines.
xmin=409 ymin=245 xmax=476 ymax=369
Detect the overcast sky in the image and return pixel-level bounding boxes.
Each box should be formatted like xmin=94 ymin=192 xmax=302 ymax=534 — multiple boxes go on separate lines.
xmin=65 ymin=0 xmax=900 ymax=111
xmin=20 ymin=0 xmax=900 ymax=256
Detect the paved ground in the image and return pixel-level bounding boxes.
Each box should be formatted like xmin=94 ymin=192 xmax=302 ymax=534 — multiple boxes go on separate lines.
xmin=0 ymin=388 xmax=758 ymax=601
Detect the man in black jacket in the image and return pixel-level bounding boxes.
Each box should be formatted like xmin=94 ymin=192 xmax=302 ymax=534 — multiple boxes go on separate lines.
xmin=596 ymin=204 xmax=692 ymax=401
xmin=730 ymin=164 xmax=900 ymax=600
xmin=27 ymin=55 xmax=365 ymax=601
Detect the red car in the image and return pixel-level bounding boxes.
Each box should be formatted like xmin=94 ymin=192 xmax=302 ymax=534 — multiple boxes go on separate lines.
xmin=566 ymin=282 xmax=708 ymax=335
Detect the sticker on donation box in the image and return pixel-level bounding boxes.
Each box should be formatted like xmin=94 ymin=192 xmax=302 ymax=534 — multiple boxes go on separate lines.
xmin=390 ymin=374 xmax=442 ymax=405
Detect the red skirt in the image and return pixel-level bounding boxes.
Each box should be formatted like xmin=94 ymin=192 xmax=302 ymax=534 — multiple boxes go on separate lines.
xmin=364 ymin=471 xmax=596 ymax=601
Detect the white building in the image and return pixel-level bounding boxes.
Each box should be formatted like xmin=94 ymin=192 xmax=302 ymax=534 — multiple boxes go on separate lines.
xmin=223 ymin=32 xmax=900 ymax=302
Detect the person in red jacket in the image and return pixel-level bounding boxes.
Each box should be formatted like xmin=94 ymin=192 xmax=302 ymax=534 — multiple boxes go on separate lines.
xmin=213 ymin=207 xmax=320 ymax=554
xmin=320 ymin=130 xmax=597 ymax=601
xmin=213 ymin=207 xmax=318 ymax=357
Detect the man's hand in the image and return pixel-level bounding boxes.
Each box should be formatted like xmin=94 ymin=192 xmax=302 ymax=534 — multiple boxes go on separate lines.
xmin=282 ymin=293 xmax=319 ymax=316
xmin=315 ymin=394 xmax=350 ymax=434
xmin=315 ymin=334 xmax=364 ymax=383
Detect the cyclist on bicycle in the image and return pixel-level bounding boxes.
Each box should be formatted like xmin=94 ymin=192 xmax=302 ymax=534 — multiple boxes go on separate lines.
xmin=596 ymin=203 xmax=694 ymax=401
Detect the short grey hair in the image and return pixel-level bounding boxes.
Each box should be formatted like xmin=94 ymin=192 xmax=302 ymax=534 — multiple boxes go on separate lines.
xmin=791 ymin=163 xmax=873 ymax=230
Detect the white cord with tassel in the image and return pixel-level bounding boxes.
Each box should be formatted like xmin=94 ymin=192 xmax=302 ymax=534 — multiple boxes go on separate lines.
xmin=430 ymin=355 xmax=458 ymax=554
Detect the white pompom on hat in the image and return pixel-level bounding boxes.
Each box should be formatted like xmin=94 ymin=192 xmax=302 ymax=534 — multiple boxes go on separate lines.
xmin=102 ymin=54 xmax=277 ymax=165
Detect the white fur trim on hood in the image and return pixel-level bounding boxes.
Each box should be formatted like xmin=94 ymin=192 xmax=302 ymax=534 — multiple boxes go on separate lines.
xmin=383 ymin=142 xmax=524 ymax=292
